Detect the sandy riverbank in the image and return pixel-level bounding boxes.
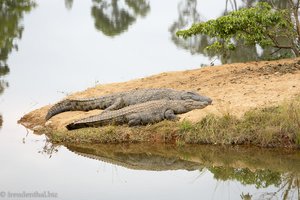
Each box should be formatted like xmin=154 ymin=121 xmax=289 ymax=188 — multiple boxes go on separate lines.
xmin=19 ymin=58 xmax=300 ymax=146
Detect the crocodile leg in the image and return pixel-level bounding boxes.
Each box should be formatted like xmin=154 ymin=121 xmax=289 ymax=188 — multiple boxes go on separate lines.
xmin=127 ymin=112 xmax=164 ymax=126
xmin=164 ymin=109 xmax=178 ymax=120
xmin=127 ymin=114 xmax=142 ymax=126
xmin=102 ymin=97 xmax=125 ymax=113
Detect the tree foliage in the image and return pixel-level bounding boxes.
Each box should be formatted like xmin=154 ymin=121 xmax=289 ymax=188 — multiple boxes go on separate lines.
xmin=176 ymin=2 xmax=299 ymax=56
xmin=0 ymin=0 xmax=35 ymax=95
xmin=91 ymin=0 xmax=150 ymax=37
xmin=209 ymin=166 xmax=282 ymax=189
xmin=0 ymin=0 xmax=35 ymax=68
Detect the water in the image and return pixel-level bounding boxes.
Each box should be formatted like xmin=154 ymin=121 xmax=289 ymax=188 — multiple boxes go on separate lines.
xmin=0 ymin=0 xmax=299 ymax=199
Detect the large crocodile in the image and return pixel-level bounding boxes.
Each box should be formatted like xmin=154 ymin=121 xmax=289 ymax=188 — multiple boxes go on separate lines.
xmin=66 ymin=99 xmax=209 ymax=130
xmin=46 ymin=88 xmax=212 ymax=120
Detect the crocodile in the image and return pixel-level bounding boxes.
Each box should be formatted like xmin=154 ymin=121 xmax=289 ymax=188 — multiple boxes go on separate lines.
xmin=46 ymin=88 xmax=212 ymax=120
xmin=66 ymin=99 xmax=209 ymax=130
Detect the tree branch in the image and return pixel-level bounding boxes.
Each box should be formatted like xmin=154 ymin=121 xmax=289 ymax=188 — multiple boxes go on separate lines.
xmin=272 ymin=45 xmax=293 ymax=49
xmin=288 ymin=0 xmax=300 ymax=40
xmin=270 ymin=48 xmax=282 ymax=55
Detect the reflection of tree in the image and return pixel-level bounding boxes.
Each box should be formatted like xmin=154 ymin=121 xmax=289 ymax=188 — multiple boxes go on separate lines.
xmin=169 ymin=0 xmax=203 ymax=55
xmin=64 ymin=0 xmax=73 ymax=10
xmin=0 ymin=65 xmax=8 ymax=129
xmin=0 ymin=0 xmax=35 ymax=128
xmin=209 ymin=166 xmax=282 ymax=188
xmin=241 ymin=174 xmax=300 ymax=200
xmin=241 ymin=0 xmax=289 ymax=9
xmin=0 ymin=0 xmax=35 ymax=68
xmin=0 ymin=68 xmax=9 ymax=95
xmin=225 ymin=0 xmax=237 ymax=13
xmin=91 ymin=0 xmax=150 ymax=37
xmin=0 ymin=0 xmax=35 ymax=91
xmin=210 ymin=166 xmax=300 ymax=199
xmin=0 ymin=114 xmax=2 ymax=128
xmin=170 ymin=0 xmax=293 ymax=64
xmin=279 ymin=174 xmax=300 ymax=200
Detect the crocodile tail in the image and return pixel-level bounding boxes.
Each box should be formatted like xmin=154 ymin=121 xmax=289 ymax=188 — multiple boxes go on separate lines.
xmin=45 ymin=97 xmax=107 ymax=120
xmin=66 ymin=122 xmax=89 ymax=130
xmin=45 ymin=99 xmax=75 ymax=120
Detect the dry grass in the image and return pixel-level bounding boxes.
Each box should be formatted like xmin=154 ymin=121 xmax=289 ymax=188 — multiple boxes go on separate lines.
xmin=182 ymin=96 xmax=300 ymax=147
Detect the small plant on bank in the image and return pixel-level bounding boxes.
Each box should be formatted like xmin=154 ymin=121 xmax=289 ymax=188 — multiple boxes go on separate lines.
xmin=179 ymin=120 xmax=194 ymax=133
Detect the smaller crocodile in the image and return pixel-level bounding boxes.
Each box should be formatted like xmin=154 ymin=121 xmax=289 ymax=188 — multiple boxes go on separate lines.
xmin=46 ymin=88 xmax=212 ymax=120
xmin=66 ymin=99 xmax=209 ymax=130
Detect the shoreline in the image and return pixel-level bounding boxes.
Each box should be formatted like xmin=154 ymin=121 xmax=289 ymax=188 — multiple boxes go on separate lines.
xmin=19 ymin=58 xmax=300 ymax=148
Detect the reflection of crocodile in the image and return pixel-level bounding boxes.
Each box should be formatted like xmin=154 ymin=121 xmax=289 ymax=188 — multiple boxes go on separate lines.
xmin=65 ymin=143 xmax=300 ymax=173
xmin=66 ymin=143 xmax=300 ymax=198
xmin=46 ymin=88 xmax=212 ymax=120
xmin=66 ymin=99 xmax=209 ymax=130
xmin=66 ymin=144 xmax=202 ymax=171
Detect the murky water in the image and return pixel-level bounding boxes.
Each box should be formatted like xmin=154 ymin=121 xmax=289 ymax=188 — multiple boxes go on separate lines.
xmin=0 ymin=0 xmax=299 ymax=199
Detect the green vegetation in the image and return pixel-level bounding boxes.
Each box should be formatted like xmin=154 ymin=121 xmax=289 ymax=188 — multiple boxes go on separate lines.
xmin=170 ymin=0 xmax=295 ymax=64
xmin=46 ymin=96 xmax=300 ymax=148
xmin=176 ymin=2 xmax=300 ymax=57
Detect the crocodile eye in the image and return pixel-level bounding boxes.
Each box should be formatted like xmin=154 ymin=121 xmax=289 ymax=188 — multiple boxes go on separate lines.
xmin=182 ymin=92 xmax=199 ymax=101
xmin=187 ymin=92 xmax=196 ymax=95
xmin=181 ymin=91 xmax=197 ymax=100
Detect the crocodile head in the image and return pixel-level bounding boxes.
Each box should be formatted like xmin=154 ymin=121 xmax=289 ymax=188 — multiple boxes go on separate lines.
xmin=180 ymin=91 xmax=212 ymax=104
xmin=171 ymin=99 xmax=209 ymax=114
xmin=182 ymin=99 xmax=209 ymax=111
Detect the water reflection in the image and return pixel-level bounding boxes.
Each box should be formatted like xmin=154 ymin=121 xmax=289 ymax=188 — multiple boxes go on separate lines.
xmin=0 ymin=0 xmax=35 ymax=128
xmin=169 ymin=0 xmax=203 ymax=55
xmin=38 ymin=140 xmax=59 ymax=158
xmin=66 ymin=143 xmax=300 ymax=199
xmin=0 ymin=0 xmax=35 ymax=69
xmin=64 ymin=0 xmax=73 ymax=10
xmin=225 ymin=0 xmax=237 ymax=12
xmin=67 ymin=143 xmax=203 ymax=171
xmin=170 ymin=0 xmax=293 ymax=64
xmin=91 ymin=0 xmax=150 ymax=37
xmin=241 ymin=0 xmax=290 ymax=9
xmin=0 ymin=66 xmax=9 ymax=95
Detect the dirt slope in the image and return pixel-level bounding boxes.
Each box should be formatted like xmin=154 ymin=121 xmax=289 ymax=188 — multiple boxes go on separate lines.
xmin=19 ymin=58 xmax=300 ymax=131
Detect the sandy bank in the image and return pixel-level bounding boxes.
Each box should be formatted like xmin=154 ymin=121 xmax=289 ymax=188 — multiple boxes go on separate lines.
xmin=19 ymin=58 xmax=300 ymax=132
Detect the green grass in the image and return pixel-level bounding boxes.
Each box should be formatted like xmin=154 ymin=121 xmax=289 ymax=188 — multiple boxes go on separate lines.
xmin=47 ymin=96 xmax=300 ymax=148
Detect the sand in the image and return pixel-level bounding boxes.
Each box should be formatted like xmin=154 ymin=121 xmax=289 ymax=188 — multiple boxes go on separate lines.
xmin=19 ymin=58 xmax=300 ymax=131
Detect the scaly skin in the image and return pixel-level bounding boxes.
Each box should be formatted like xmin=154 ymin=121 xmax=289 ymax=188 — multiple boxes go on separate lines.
xmin=46 ymin=88 xmax=212 ymax=120
xmin=66 ymin=99 xmax=209 ymax=130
